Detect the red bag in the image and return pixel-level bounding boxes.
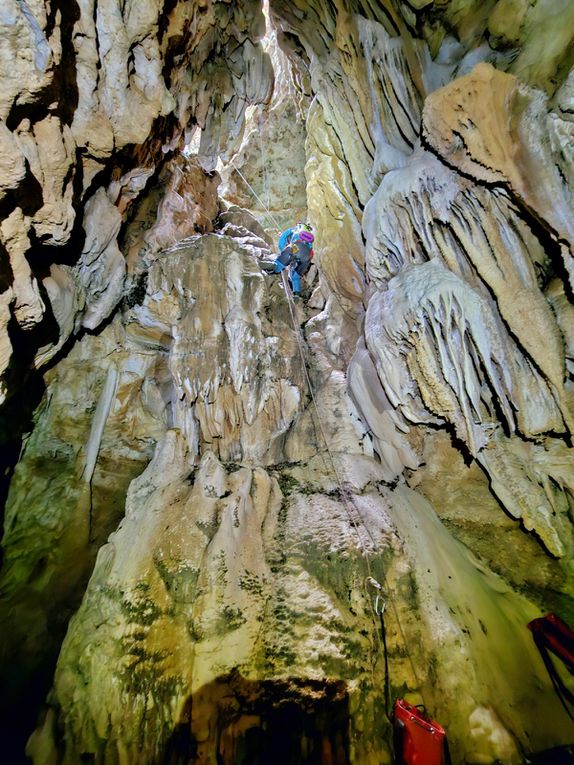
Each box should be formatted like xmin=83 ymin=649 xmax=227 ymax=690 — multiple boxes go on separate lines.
xmin=393 ymin=699 xmax=448 ymax=765
xmin=528 ymin=613 xmax=574 ymax=721
xmin=528 ymin=613 xmax=574 ymax=673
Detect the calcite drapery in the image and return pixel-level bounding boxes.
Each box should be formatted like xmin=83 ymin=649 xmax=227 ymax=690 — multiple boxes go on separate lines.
xmin=272 ymin=1 xmax=574 ymax=559
xmin=422 ymin=62 xmax=574 ymax=289
xmin=1 ymin=0 xmax=574 ymax=762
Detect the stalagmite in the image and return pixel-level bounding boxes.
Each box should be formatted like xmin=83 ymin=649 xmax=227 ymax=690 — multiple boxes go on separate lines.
xmin=0 ymin=1 xmax=573 ymax=763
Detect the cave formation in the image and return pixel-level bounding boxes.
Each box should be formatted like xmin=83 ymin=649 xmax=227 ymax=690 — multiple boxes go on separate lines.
xmin=0 ymin=0 xmax=574 ymax=763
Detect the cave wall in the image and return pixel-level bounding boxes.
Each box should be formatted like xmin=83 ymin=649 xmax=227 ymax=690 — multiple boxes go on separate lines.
xmin=1 ymin=1 xmax=574 ymax=763
xmin=0 ymin=0 xmax=273 ymax=385
xmin=0 ymin=0 xmax=275 ymax=758
xmin=269 ymin=0 xmax=574 ymax=588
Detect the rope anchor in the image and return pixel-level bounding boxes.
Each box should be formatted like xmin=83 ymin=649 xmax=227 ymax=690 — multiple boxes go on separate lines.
xmin=374 ymin=593 xmax=386 ymax=616
xmin=367 ymin=576 xmax=385 ymax=615
xmin=367 ymin=576 xmax=382 ymax=590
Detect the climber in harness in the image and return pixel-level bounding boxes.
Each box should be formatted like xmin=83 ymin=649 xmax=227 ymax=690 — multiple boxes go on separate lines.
xmin=261 ymin=222 xmax=315 ymax=298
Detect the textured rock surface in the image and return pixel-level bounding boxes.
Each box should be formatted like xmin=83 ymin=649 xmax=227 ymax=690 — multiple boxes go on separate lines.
xmin=0 ymin=0 xmax=274 ymax=397
xmin=1 ymin=0 xmax=574 ymax=763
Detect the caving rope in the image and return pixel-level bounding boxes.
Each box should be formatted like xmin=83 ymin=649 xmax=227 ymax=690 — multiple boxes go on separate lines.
xmin=258 ymin=110 xmax=271 ymax=215
xmin=282 ymin=268 xmax=406 ymax=699
xmin=230 ymin=161 xmax=285 ymax=236
xmin=226 ymin=122 xmax=449 ymax=764
xmin=280 ymin=268 xmax=450 ymax=764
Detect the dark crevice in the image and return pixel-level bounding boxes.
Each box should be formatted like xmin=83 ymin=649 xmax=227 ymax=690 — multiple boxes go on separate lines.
xmin=158 ymin=0 xmax=180 ymax=45
xmin=367 ymin=0 xmax=401 ymax=36
xmin=127 ymin=44 xmax=136 ymax=78
xmin=15 ymin=159 xmax=44 ymax=216
xmin=51 ymin=0 xmax=81 ymax=126
xmin=92 ymin=0 xmax=101 ymax=89
xmin=25 ymin=146 xmax=84 ymax=277
xmin=161 ymin=21 xmax=191 ymax=88
xmin=0 ymin=653 xmax=59 ymax=765
xmin=509 ymin=201 xmax=574 ymax=305
xmin=7 ymin=0 xmax=80 ymax=131
xmin=420 ymin=131 xmax=510 ymax=191
xmin=0 ymin=159 xmax=46 ymax=220
xmin=0 ymin=241 xmax=15 ymax=293
xmin=276 ymin=30 xmax=311 ymax=71
xmin=122 ymin=269 xmax=148 ymax=309
xmin=382 ymin=73 xmax=418 ymax=147
xmin=425 ymin=418 xmax=475 ymax=467
xmin=0 ymin=312 xmax=51 ymax=551
xmin=164 ymin=674 xmax=351 ymax=765
xmin=5 ymin=96 xmax=50 ymax=134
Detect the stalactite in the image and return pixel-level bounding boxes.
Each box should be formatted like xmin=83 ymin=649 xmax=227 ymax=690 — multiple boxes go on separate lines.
xmin=1 ymin=1 xmax=574 ymax=762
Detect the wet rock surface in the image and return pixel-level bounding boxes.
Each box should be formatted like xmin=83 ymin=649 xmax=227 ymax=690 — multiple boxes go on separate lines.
xmin=1 ymin=1 xmax=574 ymax=763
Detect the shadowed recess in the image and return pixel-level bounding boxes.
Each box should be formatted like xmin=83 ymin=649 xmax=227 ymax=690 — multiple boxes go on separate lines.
xmin=165 ymin=675 xmax=351 ymax=765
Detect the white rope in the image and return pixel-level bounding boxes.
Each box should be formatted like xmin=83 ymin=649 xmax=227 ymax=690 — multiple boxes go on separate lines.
xmin=230 ymin=160 xmax=285 ymax=235
xmin=281 ymin=271 xmax=377 ymax=564
xmin=228 ymin=127 xmax=425 ymax=692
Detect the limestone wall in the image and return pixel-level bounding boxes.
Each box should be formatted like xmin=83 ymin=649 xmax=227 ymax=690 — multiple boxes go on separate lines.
xmin=0 ymin=1 xmax=574 ymax=763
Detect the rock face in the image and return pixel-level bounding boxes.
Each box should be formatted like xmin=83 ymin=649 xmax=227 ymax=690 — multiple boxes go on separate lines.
xmin=0 ymin=0 xmax=273 ymax=391
xmin=1 ymin=1 xmax=574 ymax=763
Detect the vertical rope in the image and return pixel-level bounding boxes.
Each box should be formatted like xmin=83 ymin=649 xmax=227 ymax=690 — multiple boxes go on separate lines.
xmin=281 ymin=272 xmax=375 ymax=569
xmin=230 ymin=161 xmax=285 ymax=236
xmin=228 ymin=123 xmax=426 ymax=701
xmin=281 ymin=265 xmax=425 ymax=694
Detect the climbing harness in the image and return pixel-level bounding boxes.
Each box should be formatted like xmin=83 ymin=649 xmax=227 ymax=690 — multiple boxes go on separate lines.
xmin=528 ymin=613 xmax=574 ymax=722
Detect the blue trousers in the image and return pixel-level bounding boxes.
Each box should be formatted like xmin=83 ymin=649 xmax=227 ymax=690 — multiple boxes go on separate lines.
xmin=273 ymin=260 xmax=301 ymax=294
